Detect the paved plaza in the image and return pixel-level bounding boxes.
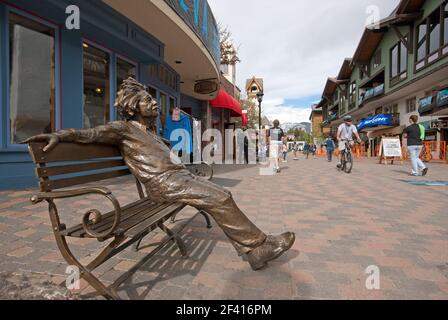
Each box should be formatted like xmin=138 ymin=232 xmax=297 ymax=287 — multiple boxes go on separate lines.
xmin=0 ymin=154 xmax=448 ymax=300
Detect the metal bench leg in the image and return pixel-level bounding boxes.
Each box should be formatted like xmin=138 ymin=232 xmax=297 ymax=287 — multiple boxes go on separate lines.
xmin=199 ymin=210 xmax=213 ymax=229
xmin=132 ymin=234 xmax=145 ymax=252
xmin=48 ymin=201 xmax=121 ymax=300
xmin=158 ymin=223 xmax=188 ymax=258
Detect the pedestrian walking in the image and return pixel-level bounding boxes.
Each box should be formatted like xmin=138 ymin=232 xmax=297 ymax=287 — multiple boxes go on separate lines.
xmin=311 ymin=144 xmax=317 ymax=159
xmin=324 ymin=135 xmax=336 ymax=162
xmin=268 ymin=120 xmax=285 ymax=173
xmin=403 ymin=115 xmax=428 ymax=177
xmin=304 ymin=142 xmax=310 ymax=159
xmin=282 ymin=143 xmax=288 ymax=162
xmin=293 ymin=142 xmax=299 ymax=160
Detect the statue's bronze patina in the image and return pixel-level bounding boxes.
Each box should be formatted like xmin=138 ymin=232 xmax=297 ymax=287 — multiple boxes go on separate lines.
xmin=24 ymin=78 xmax=295 ymax=270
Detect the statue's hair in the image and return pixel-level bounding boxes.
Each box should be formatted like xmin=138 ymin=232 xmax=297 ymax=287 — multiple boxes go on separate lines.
xmin=115 ymin=77 xmax=154 ymax=120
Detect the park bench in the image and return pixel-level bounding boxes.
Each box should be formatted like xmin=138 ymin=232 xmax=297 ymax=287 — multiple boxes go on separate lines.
xmin=27 ymin=142 xmax=212 ymax=300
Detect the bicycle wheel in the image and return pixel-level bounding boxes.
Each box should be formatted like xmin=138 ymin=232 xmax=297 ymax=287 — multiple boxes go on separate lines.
xmin=340 ymin=152 xmax=346 ymax=172
xmin=344 ymin=151 xmax=353 ymax=174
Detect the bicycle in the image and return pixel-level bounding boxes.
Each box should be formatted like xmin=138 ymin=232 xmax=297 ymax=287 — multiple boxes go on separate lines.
xmin=338 ymin=139 xmax=356 ymax=174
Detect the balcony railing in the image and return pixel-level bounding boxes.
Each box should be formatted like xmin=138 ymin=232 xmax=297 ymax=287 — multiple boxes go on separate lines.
xmin=359 ymin=83 xmax=385 ymax=105
xmin=419 ymin=87 xmax=448 ymax=116
xmin=329 ymin=113 xmax=338 ymax=121
xmin=418 ymin=96 xmax=435 ymax=115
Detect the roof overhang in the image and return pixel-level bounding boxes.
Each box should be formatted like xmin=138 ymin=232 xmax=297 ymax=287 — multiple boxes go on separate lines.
xmin=352 ymin=29 xmax=385 ymax=65
xmin=337 ymin=59 xmax=353 ymax=80
xmin=396 ymin=0 xmax=426 ymax=15
xmin=103 ymin=0 xmax=220 ymax=100
xmin=353 ymin=1 xmax=423 ymax=65
xmin=322 ymin=78 xmax=339 ymax=98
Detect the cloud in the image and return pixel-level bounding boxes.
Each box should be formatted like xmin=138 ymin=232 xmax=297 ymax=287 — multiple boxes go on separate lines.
xmin=208 ymin=0 xmax=400 ymax=123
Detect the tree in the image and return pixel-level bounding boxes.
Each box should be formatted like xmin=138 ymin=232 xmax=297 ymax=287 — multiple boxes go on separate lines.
xmin=287 ymin=128 xmax=312 ymax=142
xmin=219 ymin=24 xmax=241 ymax=65
xmin=234 ymin=99 xmax=258 ymax=129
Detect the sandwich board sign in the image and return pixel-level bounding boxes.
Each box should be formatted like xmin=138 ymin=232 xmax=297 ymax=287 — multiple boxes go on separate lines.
xmin=378 ymin=136 xmax=403 ymax=165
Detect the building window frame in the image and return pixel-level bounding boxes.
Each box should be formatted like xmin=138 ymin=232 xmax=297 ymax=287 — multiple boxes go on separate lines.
xmin=372 ymin=50 xmax=382 ymax=70
xmin=390 ymin=37 xmax=408 ymax=87
xmin=406 ymin=97 xmax=417 ymax=114
xmin=348 ymin=82 xmax=356 ymax=109
xmin=82 ymin=39 xmax=113 ymax=129
xmin=4 ymin=7 xmax=61 ymax=150
xmin=114 ymin=54 xmax=138 ymax=121
xmin=415 ymin=1 xmax=448 ymax=72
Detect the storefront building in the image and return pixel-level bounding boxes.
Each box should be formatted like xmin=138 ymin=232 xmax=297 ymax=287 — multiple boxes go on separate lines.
xmin=0 ymin=0 xmax=221 ymax=189
xmin=319 ymin=0 xmax=448 ymax=160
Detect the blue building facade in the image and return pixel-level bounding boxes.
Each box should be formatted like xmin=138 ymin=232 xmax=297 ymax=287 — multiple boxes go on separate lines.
xmin=0 ymin=0 xmax=220 ymax=189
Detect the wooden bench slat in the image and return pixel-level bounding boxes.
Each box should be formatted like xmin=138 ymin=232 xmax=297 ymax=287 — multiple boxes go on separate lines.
xmin=40 ymin=169 xmax=131 ymax=191
xmin=125 ymin=203 xmax=185 ymax=238
xmin=36 ymin=160 xmax=126 ymax=178
xmin=88 ymin=203 xmax=168 ymax=236
xmin=29 ymin=142 xmax=121 ymax=164
xmin=113 ymin=203 xmax=173 ymax=234
xmin=62 ymin=198 xmax=151 ymax=237
xmin=62 ymin=201 xmax=173 ymax=239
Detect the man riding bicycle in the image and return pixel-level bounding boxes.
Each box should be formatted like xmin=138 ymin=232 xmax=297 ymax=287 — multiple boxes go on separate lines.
xmin=337 ymin=115 xmax=361 ymax=169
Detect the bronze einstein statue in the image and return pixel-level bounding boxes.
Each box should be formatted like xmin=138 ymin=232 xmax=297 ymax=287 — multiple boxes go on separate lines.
xmin=24 ymin=78 xmax=295 ymax=270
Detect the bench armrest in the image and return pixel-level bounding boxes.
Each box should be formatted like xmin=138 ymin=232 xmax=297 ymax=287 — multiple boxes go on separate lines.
xmin=30 ymin=187 xmax=122 ymax=239
xmin=30 ymin=187 xmax=113 ymax=204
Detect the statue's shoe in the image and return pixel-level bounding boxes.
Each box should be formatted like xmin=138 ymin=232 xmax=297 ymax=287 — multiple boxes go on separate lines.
xmin=247 ymin=232 xmax=296 ymax=271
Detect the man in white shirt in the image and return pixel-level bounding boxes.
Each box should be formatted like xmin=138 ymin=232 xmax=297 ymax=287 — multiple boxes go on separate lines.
xmin=337 ymin=115 xmax=361 ymax=168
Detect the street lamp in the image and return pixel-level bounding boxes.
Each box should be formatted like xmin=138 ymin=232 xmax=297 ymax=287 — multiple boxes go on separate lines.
xmin=256 ymin=91 xmax=264 ymax=132
xmin=256 ymin=91 xmax=264 ymax=164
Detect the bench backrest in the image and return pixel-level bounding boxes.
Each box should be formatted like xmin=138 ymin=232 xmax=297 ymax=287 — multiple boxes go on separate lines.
xmin=28 ymin=142 xmax=131 ymax=192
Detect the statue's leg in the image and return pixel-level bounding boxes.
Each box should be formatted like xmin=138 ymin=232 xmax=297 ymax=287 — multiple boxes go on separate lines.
xmin=145 ymin=171 xmax=267 ymax=255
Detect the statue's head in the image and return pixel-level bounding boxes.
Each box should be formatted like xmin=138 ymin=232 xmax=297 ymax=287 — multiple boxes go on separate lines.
xmin=115 ymin=78 xmax=159 ymax=121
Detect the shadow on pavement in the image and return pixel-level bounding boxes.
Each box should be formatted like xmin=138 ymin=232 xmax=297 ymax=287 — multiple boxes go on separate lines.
xmin=211 ymin=177 xmax=242 ymax=188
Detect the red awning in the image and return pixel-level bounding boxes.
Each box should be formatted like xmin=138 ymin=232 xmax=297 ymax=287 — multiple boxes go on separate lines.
xmin=210 ymin=89 xmax=242 ymax=117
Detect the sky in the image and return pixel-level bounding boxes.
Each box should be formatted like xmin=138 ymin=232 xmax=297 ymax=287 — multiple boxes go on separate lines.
xmin=208 ymin=0 xmax=400 ymax=124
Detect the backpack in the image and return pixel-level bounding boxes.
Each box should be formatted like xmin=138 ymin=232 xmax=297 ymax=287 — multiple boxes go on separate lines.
xmin=418 ymin=124 xmax=426 ymax=141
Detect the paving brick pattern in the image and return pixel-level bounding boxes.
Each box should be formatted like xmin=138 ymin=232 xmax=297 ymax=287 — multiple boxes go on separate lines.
xmin=0 ymin=154 xmax=448 ymax=300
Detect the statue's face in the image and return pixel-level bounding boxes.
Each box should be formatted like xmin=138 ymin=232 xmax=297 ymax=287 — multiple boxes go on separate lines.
xmin=138 ymin=96 xmax=159 ymax=119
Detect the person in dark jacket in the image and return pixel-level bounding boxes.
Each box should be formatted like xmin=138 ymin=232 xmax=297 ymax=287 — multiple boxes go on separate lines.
xmin=304 ymin=142 xmax=310 ymax=159
xmin=403 ymin=115 xmax=428 ymax=177
xmin=324 ymin=135 xmax=336 ymax=162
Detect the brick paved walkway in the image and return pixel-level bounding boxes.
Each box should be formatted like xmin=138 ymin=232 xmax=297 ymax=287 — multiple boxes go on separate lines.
xmin=1 ymin=154 xmax=447 ymax=300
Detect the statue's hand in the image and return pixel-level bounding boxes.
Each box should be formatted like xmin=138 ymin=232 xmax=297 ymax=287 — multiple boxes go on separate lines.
xmin=21 ymin=134 xmax=60 ymax=153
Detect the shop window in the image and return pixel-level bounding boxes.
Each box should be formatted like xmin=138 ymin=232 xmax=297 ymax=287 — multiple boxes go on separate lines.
xmin=83 ymin=44 xmax=110 ymax=128
xmin=169 ymin=97 xmax=177 ymax=114
xmin=116 ymin=58 xmax=137 ymax=91
xmin=8 ymin=13 xmax=56 ymax=144
xmin=149 ymin=64 xmax=178 ymax=92
xmin=406 ymin=97 xmax=417 ymax=113
xmin=147 ymin=86 xmax=157 ymax=101
xmin=159 ymin=93 xmax=168 ymax=131
xmin=116 ymin=58 xmax=137 ymax=120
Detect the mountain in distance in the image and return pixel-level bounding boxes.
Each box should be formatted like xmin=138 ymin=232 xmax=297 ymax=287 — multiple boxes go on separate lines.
xmin=281 ymin=122 xmax=311 ymax=133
